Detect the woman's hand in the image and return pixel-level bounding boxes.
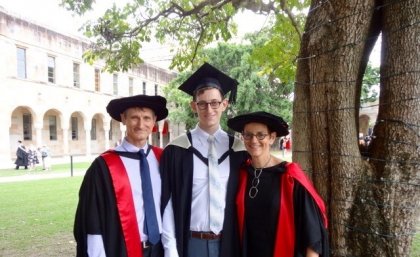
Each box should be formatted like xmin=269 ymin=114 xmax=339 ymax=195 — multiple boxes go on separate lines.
xmin=306 ymin=247 xmax=319 ymax=257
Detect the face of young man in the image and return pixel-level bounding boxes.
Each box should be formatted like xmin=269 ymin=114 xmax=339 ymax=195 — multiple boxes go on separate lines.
xmin=191 ymin=87 xmax=228 ymax=134
xmin=120 ymin=107 xmax=156 ymax=148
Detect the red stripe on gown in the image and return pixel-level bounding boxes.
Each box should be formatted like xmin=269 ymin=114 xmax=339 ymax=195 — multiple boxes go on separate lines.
xmin=236 ymin=161 xmax=328 ymax=257
xmin=274 ymin=168 xmax=295 ymax=257
xmin=286 ymin=163 xmax=328 ymax=228
xmin=236 ymin=160 xmax=294 ymax=257
xmin=102 ymin=151 xmax=143 ymax=257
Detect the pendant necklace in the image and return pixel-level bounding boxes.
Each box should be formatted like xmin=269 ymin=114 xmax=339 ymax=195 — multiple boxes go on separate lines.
xmin=248 ymin=155 xmax=272 ymax=199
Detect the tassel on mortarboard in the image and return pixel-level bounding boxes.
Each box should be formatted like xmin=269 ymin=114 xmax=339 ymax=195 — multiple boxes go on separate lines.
xmin=228 ymin=83 xmax=237 ymax=104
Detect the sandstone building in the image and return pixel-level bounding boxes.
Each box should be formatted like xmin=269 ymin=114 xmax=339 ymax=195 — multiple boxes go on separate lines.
xmin=0 ymin=7 xmax=180 ymax=168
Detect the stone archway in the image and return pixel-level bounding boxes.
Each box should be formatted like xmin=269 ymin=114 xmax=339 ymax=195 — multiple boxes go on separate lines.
xmin=110 ymin=119 xmax=122 ymax=147
xmin=9 ymin=106 xmax=36 ymax=158
xmin=91 ymin=113 xmax=107 ymax=154
xmin=68 ymin=111 xmax=87 ymax=155
xmin=42 ymin=109 xmax=63 ymax=157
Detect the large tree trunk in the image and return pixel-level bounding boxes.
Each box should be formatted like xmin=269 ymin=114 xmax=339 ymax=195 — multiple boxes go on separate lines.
xmin=359 ymin=0 xmax=420 ymax=255
xmin=293 ymin=0 xmax=420 ymax=255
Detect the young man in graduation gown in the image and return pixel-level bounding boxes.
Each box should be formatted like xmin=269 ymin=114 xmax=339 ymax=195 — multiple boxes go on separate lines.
xmin=160 ymin=63 xmax=248 ymax=257
xmin=74 ymin=95 xmax=168 ymax=257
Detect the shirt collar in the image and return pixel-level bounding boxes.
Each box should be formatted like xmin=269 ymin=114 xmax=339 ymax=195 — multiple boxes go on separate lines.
xmin=192 ymin=124 xmax=224 ymax=144
xmin=121 ymin=138 xmax=149 ymax=152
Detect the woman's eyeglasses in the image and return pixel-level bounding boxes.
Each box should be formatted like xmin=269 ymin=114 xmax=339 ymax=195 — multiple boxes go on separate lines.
xmin=195 ymin=101 xmax=222 ymax=110
xmin=242 ymin=133 xmax=269 ymax=141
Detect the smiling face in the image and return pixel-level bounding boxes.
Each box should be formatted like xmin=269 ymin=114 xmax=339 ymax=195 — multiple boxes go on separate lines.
xmin=121 ymin=107 xmax=156 ymax=148
xmin=242 ymin=122 xmax=276 ymax=159
xmin=191 ymin=87 xmax=228 ymax=134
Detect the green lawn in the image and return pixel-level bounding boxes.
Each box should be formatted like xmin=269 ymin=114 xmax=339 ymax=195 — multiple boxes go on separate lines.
xmin=0 ymin=177 xmax=83 ymax=256
xmin=414 ymin=235 xmax=420 ymax=257
xmin=0 ymin=163 xmax=418 ymax=256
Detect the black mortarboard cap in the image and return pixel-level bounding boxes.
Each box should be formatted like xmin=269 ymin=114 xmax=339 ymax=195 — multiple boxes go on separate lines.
xmin=178 ymin=62 xmax=238 ymax=103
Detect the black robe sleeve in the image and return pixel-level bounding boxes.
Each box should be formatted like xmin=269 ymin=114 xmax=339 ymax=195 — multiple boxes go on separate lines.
xmin=220 ymin=148 xmax=248 ymax=257
xmin=160 ymin=144 xmax=194 ymax=257
xmin=294 ymin=181 xmax=330 ymax=257
xmin=74 ymin=157 xmax=128 ymax=257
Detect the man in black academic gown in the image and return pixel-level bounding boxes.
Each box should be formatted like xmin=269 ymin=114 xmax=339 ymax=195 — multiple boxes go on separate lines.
xmin=15 ymin=140 xmax=28 ymax=170
xmin=74 ymin=95 xmax=168 ymax=257
xmin=160 ymin=63 xmax=248 ymax=257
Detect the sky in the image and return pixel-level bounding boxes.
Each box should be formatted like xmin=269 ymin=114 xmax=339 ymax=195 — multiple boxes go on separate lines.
xmin=0 ymin=0 xmax=379 ymax=68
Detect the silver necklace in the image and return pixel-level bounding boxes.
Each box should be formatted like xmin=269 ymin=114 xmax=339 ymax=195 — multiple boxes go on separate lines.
xmin=248 ymin=155 xmax=272 ymax=199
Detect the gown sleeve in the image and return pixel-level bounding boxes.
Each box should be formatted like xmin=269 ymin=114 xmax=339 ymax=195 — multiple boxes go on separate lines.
xmin=74 ymin=158 xmax=124 ymax=256
xmin=74 ymin=159 xmax=103 ymax=256
xmin=160 ymin=145 xmax=181 ymax=257
xmin=293 ymin=181 xmax=330 ymax=257
xmin=159 ymin=144 xmax=193 ymax=257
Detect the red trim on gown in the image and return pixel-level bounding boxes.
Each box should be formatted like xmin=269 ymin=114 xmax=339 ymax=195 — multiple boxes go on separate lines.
xmin=236 ymin=161 xmax=328 ymax=257
xmin=101 ymin=147 xmax=163 ymax=257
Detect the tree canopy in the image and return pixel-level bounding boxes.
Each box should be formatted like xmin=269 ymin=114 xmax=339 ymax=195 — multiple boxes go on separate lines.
xmin=60 ymin=0 xmax=309 ymax=72
xmin=164 ymin=41 xmax=295 ymax=131
xmin=61 ymin=0 xmax=308 ymax=132
xmin=361 ymin=64 xmax=379 ymax=104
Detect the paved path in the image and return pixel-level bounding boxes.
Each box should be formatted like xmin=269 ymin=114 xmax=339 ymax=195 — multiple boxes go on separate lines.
xmin=0 ymin=170 xmax=86 ymax=183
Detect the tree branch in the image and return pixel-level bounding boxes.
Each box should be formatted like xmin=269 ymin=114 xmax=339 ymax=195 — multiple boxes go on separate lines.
xmin=279 ymin=0 xmax=302 ymax=42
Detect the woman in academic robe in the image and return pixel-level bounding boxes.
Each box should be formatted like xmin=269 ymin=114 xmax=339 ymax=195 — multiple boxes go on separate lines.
xmin=227 ymin=111 xmax=329 ymax=257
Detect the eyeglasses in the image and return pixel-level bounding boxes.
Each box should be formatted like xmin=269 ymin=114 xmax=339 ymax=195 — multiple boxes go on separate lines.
xmin=195 ymin=101 xmax=222 ymax=110
xmin=242 ymin=133 xmax=269 ymax=141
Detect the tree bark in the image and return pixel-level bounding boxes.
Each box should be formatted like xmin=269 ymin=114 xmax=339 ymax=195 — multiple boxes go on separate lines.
xmin=360 ymin=0 xmax=420 ymax=255
xmin=294 ymin=0 xmax=420 ymax=255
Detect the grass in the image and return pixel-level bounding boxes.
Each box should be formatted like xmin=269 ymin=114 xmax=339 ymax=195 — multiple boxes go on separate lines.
xmin=0 ymin=177 xmax=83 ymax=256
xmin=413 ymin=235 xmax=420 ymax=256
xmin=0 ymin=161 xmax=418 ymax=256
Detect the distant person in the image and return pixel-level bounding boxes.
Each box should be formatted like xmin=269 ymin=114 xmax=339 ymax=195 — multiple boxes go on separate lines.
xmin=28 ymin=145 xmax=39 ymax=171
xmin=279 ymin=137 xmax=284 ymax=151
xmin=40 ymin=145 xmax=51 ymax=171
xmin=15 ymin=140 xmax=28 ymax=170
xmin=36 ymin=147 xmax=42 ymax=169
xmin=279 ymin=137 xmax=285 ymax=157
xmin=74 ymin=95 xmax=168 ymax=257
xmin=285 ymin=136 xmax=291 ymax=152
xmin=227 ymin=111 xmax=329 ymax=257
xmin=364 ymin=135 xmax=372 ymax=146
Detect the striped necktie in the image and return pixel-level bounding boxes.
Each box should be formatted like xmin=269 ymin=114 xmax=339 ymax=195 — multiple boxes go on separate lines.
xmin=207 ymin=135 xmax=224 ymax=234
